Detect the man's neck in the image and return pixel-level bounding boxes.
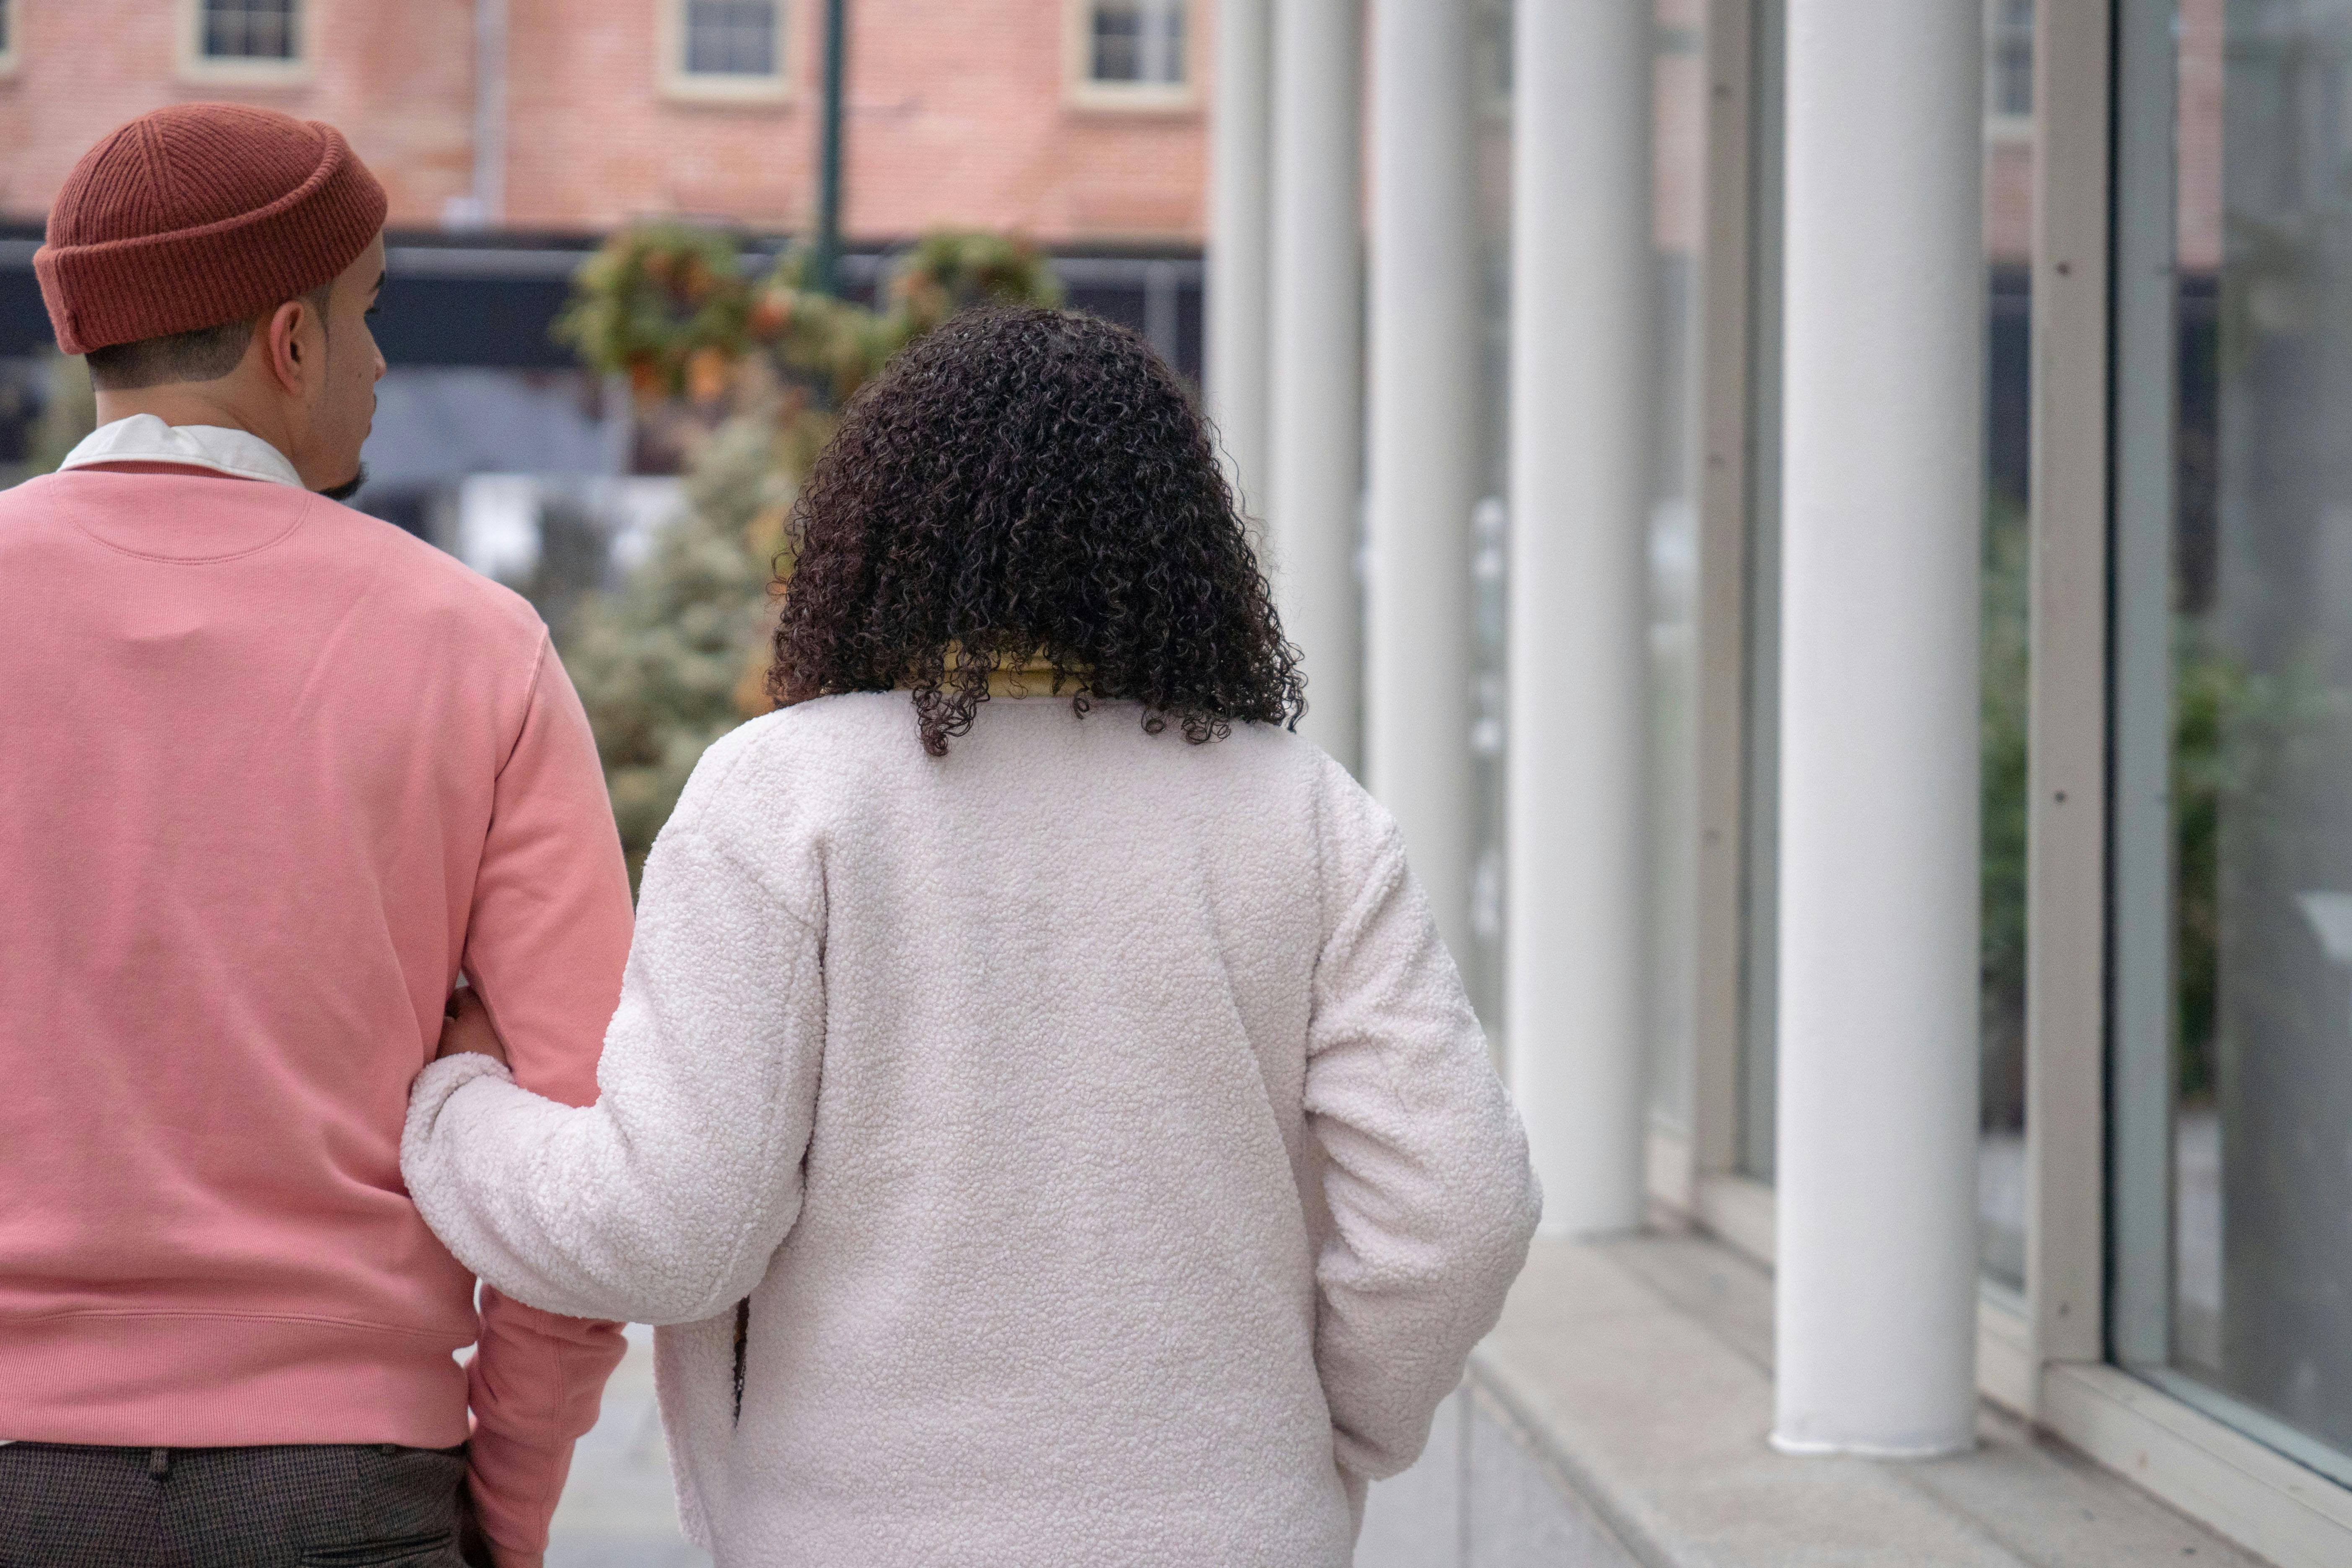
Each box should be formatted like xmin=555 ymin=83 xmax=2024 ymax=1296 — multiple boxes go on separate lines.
xmin=94 ymin=384 xmax=296 ymax=467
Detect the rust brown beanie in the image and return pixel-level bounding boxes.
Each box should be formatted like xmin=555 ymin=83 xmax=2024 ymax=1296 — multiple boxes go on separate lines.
xmin=35 ymin=103 xmax=388 ymax=356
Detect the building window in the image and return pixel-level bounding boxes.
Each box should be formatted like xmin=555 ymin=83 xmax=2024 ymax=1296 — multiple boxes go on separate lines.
xmin=1976 ymin=0 xmax=2034 ymax=1295
xmin=1987 ymin=0 xmax=2033 ymax=127
xmin=685 ymin=0 xmax=777 ymax=78
xmin=202 ymin=0 xmax=297 ymax=61
xmin=1089 ymin=0 xmax=1184 ymax=86
xmin=179 ymin=0 xmax=306 ymax=82
xmin=1068 ymin=0 xmax=1190 ymax=109
xmin=661 ymin=0 xmax=788 ymax=103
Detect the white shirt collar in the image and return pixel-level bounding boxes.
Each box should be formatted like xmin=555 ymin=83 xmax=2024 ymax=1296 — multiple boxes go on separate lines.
xmin=59 ymin=415 xmax=305 ymax=490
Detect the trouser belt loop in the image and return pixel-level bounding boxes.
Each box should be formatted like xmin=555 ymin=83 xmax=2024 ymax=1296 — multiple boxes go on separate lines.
xmin=148 ymin=1446 xmax=170 ymax=1479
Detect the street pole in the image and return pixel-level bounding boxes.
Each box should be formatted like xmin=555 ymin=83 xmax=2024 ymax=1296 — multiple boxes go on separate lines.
xmin=813 ymin=0 xmax=848 ymax=297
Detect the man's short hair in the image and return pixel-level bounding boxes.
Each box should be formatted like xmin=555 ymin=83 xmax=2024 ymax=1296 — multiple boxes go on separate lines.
xmin=86 ymin=282 xmax=333 ymax=393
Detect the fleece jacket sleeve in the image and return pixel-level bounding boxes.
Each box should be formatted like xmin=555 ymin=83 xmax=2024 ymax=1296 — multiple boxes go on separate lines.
xmin=1303 ymin=801 xmax=1543 ymax=1484
xmin=456 ymin=638 xmax=635 ymax=1554
xmin=405 ymin=821 xmax=824 ymax=1330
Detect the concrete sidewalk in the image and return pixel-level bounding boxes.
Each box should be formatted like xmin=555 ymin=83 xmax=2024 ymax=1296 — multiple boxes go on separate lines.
xmin=545 ymin=1324 xmax=710 ymax=1568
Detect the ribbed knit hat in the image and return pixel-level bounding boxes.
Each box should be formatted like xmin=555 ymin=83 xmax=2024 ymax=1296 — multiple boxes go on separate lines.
xmin=36 ymin=103 xmax=389 ymax=355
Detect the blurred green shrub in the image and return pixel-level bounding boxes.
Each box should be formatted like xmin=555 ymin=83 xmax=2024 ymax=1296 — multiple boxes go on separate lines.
xmin=23 ymin=350 xmax=97 ymax=478
xmin=1980 ymin=497 xmax=2030 ymax=1127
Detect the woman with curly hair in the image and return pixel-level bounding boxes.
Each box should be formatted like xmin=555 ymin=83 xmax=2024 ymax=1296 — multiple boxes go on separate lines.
xmin=402 ymin=308 xmax=1539 ymax=1566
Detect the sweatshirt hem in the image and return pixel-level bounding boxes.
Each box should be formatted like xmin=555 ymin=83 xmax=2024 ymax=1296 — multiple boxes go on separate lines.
xmin=0 ymin=1308 xmax=473 ymax=1449
xmin=9 ymin=1305 xmax=464 ymax=1340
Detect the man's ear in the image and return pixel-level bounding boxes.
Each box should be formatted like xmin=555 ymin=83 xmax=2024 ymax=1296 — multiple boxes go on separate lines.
xmin=262 ymin=297 xmax=317 ymax=397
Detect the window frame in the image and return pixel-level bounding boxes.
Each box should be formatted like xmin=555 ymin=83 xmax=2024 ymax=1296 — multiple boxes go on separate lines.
xmin=1063 ymin=0 xmax=1198 ymax=115
xmin=659 ymin=0 xmax=793 ymax=107
xmin=177 ymin=0 xmax=311 ymax=88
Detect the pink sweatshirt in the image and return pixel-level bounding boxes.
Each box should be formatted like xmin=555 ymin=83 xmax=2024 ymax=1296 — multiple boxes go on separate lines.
xmin=0 ymin=463 xmax=633 ymax=1553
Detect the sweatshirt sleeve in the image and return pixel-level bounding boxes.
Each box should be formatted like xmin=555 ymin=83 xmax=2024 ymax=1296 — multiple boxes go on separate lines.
xmin=466 ymin=637 xmax=635 ymax=1107
xmin=464 ymin=1289 xmax=626 ymax=1555
xmin=404 ymin=817 xmax=824 ymax=1329
xmin=456 ymin=637 xmax=635 ymax=1555
xmin=1303 ymin=777 xmax=1542 ymax=1483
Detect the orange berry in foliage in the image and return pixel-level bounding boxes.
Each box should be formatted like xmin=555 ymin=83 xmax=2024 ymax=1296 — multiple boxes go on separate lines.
xmin=748 ymin=290 xmax=792 ymax=340
xmin=627 ymin=356 xmax=668 ymax=402
xmin=686 ymin=346 xmax=736 ymax=406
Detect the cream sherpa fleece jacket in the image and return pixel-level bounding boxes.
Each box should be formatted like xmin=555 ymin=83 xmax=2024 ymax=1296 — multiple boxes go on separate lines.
xmin=403 ymin=692 xmax=1541 ymax=1566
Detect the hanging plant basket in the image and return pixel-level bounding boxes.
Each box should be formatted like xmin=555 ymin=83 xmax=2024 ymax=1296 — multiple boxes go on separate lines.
xmin=555 ymin=224 xmax=752 ymax=404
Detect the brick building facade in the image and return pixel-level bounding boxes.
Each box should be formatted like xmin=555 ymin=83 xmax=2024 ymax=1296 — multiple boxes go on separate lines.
xmin=0 ymin=0 xmax=1210 ymax=246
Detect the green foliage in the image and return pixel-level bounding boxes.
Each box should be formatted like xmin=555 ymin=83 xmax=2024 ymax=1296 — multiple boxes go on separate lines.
xmin=1980 ymin=496 xmax=2030 ymax=1118
xmin=562 ymin=409 xmax=796 ymax=880
xmin=24 ymin=350 xmax=97 ymax=477
xmin=1976 ymin=492 xmax=2352 ymax=1113
xmin=2170 ymin=632 xmax=2349 ymax=1102
xmin=555 ymin=225 xmax=1063 ymax=880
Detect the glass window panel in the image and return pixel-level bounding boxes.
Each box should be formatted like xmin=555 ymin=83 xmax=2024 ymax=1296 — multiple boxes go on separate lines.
xmin=1977 ymin=0 xmax=2034 ymax=1293
xmin=1648 ymin=0 xmax=1708 ymax=1138
xmin=1738 ymin=0 xmax=1787 ymax=1184
xmin=1090 ymin=0 xmax=1186 ymax=86
xmin=203 ymin=0 xmax=298 ymax=61
xmin=1467 ymin=0 xmax=1512 ymax=1037
xmin=2114 ymin=0 xmax=2352 ymax=1484
xmin=1991 ymin=0 xmax=2037 ymax=120
xmin=685 ymin=0 xmax=779 ymax=77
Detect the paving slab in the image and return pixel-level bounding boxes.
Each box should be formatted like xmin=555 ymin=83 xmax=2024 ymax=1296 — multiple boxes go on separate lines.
xmin=1440 ymin=1233 xmax=2269 ymax=1568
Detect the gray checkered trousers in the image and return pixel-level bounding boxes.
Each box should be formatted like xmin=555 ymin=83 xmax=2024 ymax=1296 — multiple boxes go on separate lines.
xmin=0 ymin=1442 xmax=485 ymax=1568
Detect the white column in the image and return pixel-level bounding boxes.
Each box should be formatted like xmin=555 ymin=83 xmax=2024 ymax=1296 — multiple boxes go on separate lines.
xmin=1364 ymin=0 xmax=1478 ymax=956
xmin=1506 ymin=0 xmax=1653 ymax=1235
xmin=1266 ymin=0 xmax=1364 ymax=771
xmin=1772 ymin=0 xmax=1982 ymax=1457
xmin=1207 ymin=0 xmax=1273 ymax=517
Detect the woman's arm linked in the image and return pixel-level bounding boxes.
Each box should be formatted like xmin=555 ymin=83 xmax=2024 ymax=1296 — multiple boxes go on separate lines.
xmin=402 ymin=759 xmax=824 ymax=1327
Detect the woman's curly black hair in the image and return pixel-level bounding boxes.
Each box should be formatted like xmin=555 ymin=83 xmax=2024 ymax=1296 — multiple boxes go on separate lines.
xmin=768 ymin=306 xmax=1307 ymax=755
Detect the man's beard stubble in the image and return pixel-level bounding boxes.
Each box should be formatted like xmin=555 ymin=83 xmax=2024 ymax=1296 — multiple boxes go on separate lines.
xmin=319 ymin=463 xmax=368 ymax=504
xmin=315 ymin=387 xmax=376 ymax=505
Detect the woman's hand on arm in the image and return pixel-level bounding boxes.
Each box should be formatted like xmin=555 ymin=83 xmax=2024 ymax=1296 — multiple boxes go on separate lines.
xmin=439 ymin=987 xmax=510 ymax=1067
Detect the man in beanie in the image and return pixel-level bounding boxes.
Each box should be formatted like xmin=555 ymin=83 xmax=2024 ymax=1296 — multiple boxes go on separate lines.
xmin=0 ymin=105 xmax=629 ymax=1566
